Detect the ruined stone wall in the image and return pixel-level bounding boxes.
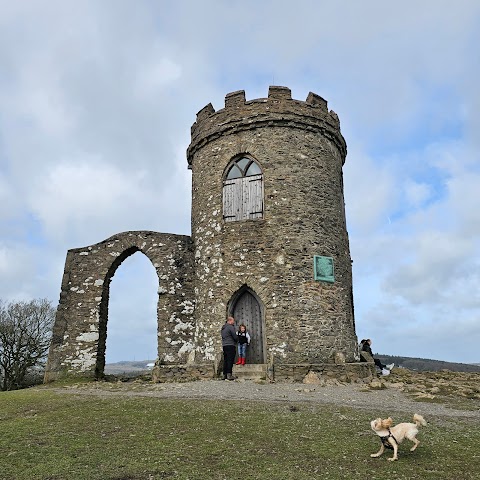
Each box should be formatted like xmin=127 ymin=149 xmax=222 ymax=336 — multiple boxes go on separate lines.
xmin=188 ymin=86 xmax=357 ymax=365
xmin=44 ymin=231 xmax=194 ymax=381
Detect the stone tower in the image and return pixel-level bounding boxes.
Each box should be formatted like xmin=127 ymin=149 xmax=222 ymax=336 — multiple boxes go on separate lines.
xmin=44 ymin=86 xmax=364 ymax=383
xmin=188 ymin=86 xmax=357 ymax=366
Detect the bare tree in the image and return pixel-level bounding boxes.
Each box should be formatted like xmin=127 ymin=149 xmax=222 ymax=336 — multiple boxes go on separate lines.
xmin=0 ymin=298 xmax=55 ymax=391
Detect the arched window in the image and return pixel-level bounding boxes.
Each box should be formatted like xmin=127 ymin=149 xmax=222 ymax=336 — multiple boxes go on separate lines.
xmin=223 ymin=157 xmax=264 ymax=222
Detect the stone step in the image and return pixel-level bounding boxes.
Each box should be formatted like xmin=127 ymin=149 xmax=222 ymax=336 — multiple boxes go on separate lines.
xmin=232 ymin=363 xmax=267 ymax=380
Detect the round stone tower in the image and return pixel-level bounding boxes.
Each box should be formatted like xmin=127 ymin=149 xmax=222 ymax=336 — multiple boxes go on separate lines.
xmin=187 ymin=86 xmax=358 ymax=367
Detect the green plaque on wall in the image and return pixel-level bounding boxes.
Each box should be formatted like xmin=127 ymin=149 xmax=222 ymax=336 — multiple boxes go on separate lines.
xmin=313 ymin=256 xmax=334 ymax=283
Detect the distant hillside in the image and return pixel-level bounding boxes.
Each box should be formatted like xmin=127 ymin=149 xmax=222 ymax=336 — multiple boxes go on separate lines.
xmin=106 ymin=357 xmax=480 ymax=375
xmin=104 ymin=360 xmax=155 ymax=375
xmin=377 ymin=354 xmax=480 ymax=373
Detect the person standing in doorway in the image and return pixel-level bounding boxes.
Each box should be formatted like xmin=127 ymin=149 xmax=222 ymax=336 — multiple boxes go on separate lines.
xmin=221 ymin=316 xmax=238 ymax=380
xmin=235 ymin=324 xmax=251 ymax=365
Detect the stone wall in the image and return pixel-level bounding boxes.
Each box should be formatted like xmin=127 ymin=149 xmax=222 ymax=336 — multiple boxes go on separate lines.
xmin=188 ymin=86 xmax=358 ymax=365
xmin=151 ymin=363 xmax=215 ymax=383
xmin=150 ymin=362 xmax=375 ymax=383
xmin=274 ymin=363 xmax=376 ymax=383
xmin=44 ymin=231 xmax=195 ymax=381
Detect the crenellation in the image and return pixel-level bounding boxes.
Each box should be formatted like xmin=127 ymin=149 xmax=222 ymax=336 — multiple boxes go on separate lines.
xmin=306 ymin=91 xmax=328 ymax=111
xmin=224 ymin=90 xmax=246 ymax=108
xmin=196 ymin=102 xmax=215 ymax=122
xmin=267 ymin=85 xmax=292 ymax=100
xmin=329 ymin=110 xmax=340 ymax=127
xmin=187 ymin=86 xmax=347 ymax=165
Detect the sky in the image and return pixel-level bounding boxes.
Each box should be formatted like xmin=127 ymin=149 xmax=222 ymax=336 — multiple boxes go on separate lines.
xmin=1 ymin=0 xmax=479 ymax=364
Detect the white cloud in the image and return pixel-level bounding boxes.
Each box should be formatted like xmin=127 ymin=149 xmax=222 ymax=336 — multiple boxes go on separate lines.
xmin=1 ymin=0 xmax=480 ymax=363
xmin=27 ymin=156 xmax=191 ymax=246
xmin=403 ymin=180 xmax=432 ymax=209
xmin=0 ymin=243 xmax=62 ymax=302
xmin=0 ymin=173 xmax=16 ymax=219
xmin=134 ymin=55 xmax=182 ymax=99
xmin=28 ymin=160 xmax=148 ymax=242
xmin=446 ymin=173 xmax=480 ymax=236
xmin=344 ymin=150 xmax=397 ymax=232
xmin=383 ymin=231 xmax=476 ymax=304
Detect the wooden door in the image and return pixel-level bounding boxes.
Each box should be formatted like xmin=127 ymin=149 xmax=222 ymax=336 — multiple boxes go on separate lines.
xmin=232 ymin=290 xmax=264 ymax=363
xmin=223 ymin=174 xmax=263 ymax=222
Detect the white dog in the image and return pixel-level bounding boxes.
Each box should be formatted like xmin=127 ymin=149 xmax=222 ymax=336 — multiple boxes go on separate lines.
xmin=370 ymin=414 xmax=427 ymax=461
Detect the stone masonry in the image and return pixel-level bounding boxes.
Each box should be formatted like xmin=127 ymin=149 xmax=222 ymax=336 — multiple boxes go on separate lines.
xmin=188 ymin=86 xmax=357 ymax=365
xmin=44 ymin=231 xmax=194 ymax=381
xmin=45 ymin=86 xmax=362 ymax=382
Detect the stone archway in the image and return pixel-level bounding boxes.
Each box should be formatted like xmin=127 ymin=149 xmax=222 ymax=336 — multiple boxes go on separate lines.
xmin=96 ymin=246 xmax=158 ymax=377
xmin=228 ymin=286 xmax=265 ymax=364
xmin=44 ymin=231 xmax=195 ymax=381
xmin=104 ymin=251 xmax=158 ymax=366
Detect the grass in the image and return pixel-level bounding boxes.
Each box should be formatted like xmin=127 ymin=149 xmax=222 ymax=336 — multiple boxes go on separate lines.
xmin=1 ymin=387 xmax=479 ymax=480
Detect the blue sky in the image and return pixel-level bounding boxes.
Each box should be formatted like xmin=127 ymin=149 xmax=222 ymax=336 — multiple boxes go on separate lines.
xmin=1 ymin=0 xmax=479 ymax=364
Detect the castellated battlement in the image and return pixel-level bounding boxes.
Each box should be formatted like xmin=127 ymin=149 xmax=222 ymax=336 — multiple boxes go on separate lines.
xmin=187 ymin=86 xmax=347 ymax=166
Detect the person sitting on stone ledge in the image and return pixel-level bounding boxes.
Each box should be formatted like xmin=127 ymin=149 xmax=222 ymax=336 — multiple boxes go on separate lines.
xmin=359 ymin=339 xmax=394 ymax=376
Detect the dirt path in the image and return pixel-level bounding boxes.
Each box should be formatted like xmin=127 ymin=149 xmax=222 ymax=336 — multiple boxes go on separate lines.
xmin=51 ymin=379 xmax=480 ymax=420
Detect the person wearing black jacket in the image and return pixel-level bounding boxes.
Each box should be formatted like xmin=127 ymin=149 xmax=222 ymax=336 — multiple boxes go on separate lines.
xmin=221 ymin=316 xmax=238 ymax=380
xmin=360 ymin=339 xmax=394 ymax=374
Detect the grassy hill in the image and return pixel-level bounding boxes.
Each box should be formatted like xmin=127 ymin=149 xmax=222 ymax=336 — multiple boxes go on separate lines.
xmin=1 ymin=382 xmax=479 ymax=480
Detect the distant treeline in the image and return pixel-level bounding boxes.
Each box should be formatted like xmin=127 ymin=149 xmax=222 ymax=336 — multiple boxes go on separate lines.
xmin=376 ymin=355 xmax=480 ymax=373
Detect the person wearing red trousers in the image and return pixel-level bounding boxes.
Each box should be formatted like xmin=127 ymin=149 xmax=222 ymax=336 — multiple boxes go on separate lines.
xmin=235 ymin=324 xmax=251 ymax=365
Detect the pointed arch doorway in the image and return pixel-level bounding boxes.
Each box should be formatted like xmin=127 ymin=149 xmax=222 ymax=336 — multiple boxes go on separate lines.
xmin=229 ymin=287 xmax=265 ymax=364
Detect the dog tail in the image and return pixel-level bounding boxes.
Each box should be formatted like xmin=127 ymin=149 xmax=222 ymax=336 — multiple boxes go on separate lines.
xmin=413 ymin=414 xmax=427 ymax=427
